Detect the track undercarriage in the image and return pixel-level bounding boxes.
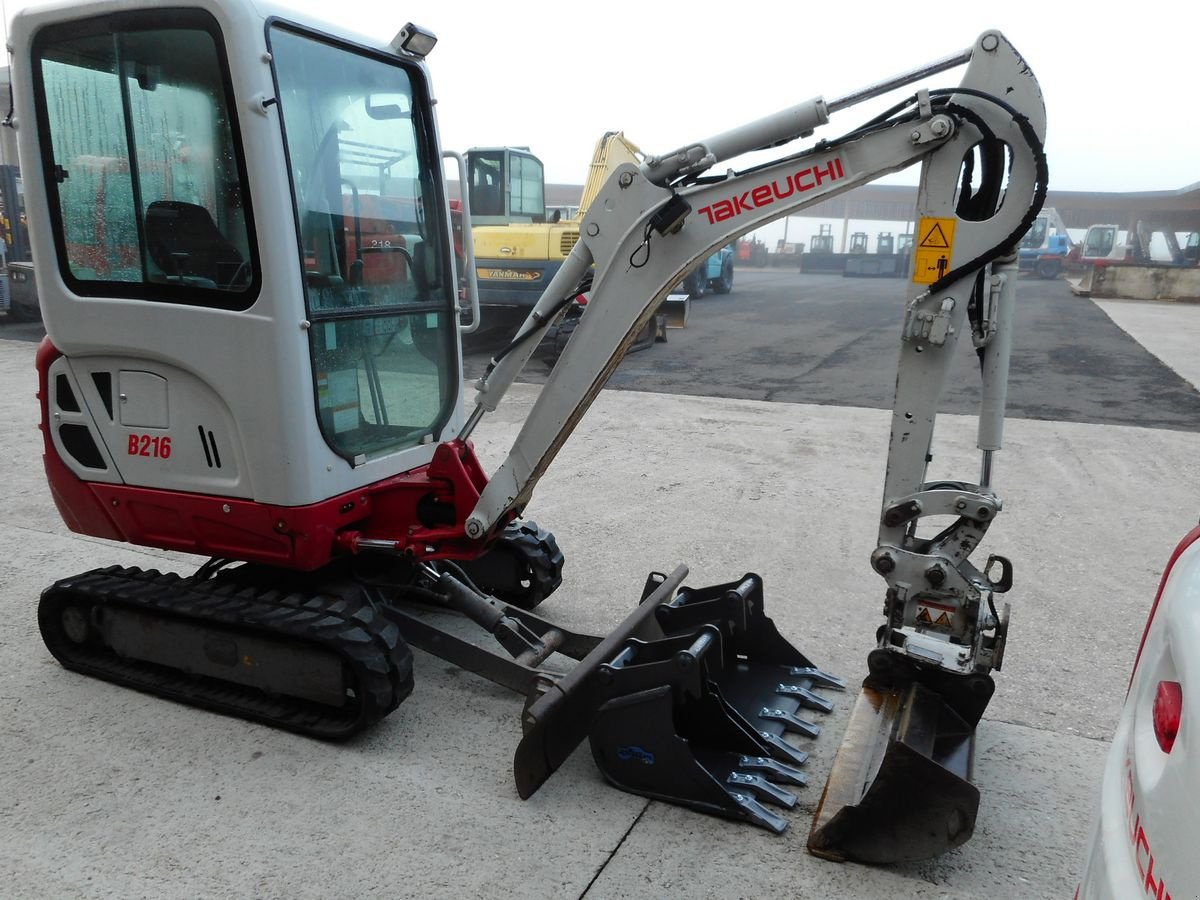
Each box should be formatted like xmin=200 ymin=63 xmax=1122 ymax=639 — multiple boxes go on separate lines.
xmin=38 ymin=520 xmax=564 ymax=740
xmin=38 ymin=526 xmax=843 ymax=835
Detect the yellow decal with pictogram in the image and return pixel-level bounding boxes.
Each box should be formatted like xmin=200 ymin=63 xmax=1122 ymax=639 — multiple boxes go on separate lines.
xmin=912 ymin=216 xmax=958 ymax=285
xmin=916 ymin=599 xmax=956 ymax=629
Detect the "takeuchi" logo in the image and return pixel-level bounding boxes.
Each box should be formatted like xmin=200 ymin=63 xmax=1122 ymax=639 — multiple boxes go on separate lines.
xmin=696 ymin=157 xmax=846 ymax=225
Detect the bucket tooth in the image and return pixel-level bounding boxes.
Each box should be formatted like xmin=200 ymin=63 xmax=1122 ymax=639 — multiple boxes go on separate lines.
xmin=737 ymin=754 xmax=808 ymax=786
xmin=728 ymin=772 xmax=798 ymax=809
xmin=789 ymin=667 xmax=848 ymax=690
xmin=756 ymin=731 xmax=810 ymax=767
xmin=730 ymin=792 xmax=790 ymax=834
xmin=776 ymin=682 xmax=836 ymax=713
xmin=759 ymin=707 xmax=821 ymax=738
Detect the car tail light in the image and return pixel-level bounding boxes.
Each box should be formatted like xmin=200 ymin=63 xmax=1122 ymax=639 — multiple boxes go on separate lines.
xmin=1153 ymin=681 xmax=1183 ymax=753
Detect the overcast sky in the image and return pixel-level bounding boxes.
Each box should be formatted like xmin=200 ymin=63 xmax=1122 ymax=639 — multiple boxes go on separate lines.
xmin=6 ymin=0 xmax=1197 ymax=195
xmin=275 ymin=0 xmax=1197 ymax=195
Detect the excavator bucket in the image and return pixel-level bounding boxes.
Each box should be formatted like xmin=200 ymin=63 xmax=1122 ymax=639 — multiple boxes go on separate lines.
xmin=515 ymin=571 xmax=844 ymax=832
xmin=807 ymin=652 xmax=993 ymax=863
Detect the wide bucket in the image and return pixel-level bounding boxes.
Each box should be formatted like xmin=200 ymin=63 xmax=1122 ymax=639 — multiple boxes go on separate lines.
xmin=514 ymin=571 xmax=843 ymax=833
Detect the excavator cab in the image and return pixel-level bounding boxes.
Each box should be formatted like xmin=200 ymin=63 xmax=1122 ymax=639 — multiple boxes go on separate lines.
xmin=466 ymin=147 xmax=547 ymax=225
xmin=20 ymin=7 xmax=467 ymax=544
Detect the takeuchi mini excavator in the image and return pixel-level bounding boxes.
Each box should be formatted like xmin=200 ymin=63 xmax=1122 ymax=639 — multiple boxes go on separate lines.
xmin=9 ymin=0 xmax=1045 ymax=864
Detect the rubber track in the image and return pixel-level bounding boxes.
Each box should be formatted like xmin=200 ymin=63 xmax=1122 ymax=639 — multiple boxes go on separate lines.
xmin=39 ymin=565 xmax=413 ymax=740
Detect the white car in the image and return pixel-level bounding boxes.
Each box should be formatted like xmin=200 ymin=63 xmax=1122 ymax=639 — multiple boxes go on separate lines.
xmin=1078 ymin=525 xmax=1200 ymax=898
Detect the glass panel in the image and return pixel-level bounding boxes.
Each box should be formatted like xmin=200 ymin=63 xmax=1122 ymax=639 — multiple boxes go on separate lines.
xmin=271 ymin=26 xmax=456 ymax=461
xmin=1085 ymin=227 xmax=1115 ymax=257
xmin=36 ymin=22 xmax=255 ymax=301
xmin=468 ymin=150 xmax=505 ymax=217
xmin=511 ymin=154 xmax=544 ymax=219
xmin=1020 ymin=217 xmax=1048 ymax=250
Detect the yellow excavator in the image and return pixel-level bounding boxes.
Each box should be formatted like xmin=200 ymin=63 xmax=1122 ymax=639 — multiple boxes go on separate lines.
xmin=468 ymin=134 xmax=690 ymax=354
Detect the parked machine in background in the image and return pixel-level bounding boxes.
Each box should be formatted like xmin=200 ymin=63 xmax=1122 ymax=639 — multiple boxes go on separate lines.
xmin=466 ymin=136 xmax=671 ymax=354
xmin=11 ymin=0 xmax=1046 ymax=864
xmin=1069 ymin=221 xmax=1200 ymax=299
xmin=680 ymin=241 xmax=735 ymax=295
xmin=810 ymin=223 xmax=835 ymax=254
xmin=0 ymin=163 xmax=39 ymax=321
xmin=465 ymin=145 xmax=573 ymax=338
xmin=1017 ymin=206 xmax=1071 ymax=278
xmin=736 ymin=235 xmax=770 ymax=266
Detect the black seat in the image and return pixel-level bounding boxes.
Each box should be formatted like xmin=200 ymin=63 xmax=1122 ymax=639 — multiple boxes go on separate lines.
xmin=144 ymin=200 xmax=245 ymax=287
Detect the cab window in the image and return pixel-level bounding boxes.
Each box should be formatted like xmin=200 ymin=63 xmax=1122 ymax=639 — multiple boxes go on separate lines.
xmin=33 ymin=11 xmax=257 ymax=307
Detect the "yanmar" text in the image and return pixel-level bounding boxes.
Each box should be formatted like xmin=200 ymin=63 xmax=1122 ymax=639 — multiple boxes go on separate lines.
xmin=697 ymin=157 xmax=846 ymax=224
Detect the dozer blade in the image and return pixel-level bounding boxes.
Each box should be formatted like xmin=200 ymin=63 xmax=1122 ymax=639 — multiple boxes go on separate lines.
xmin=807 ymin=671 xmax=985 ymax=863
xmin=515 ymin=571 xmax=843 ymax=833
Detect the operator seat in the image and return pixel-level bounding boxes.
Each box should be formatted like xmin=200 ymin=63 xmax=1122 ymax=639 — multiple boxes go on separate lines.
xmin=144 ymin=200 xmax=246 ymax=288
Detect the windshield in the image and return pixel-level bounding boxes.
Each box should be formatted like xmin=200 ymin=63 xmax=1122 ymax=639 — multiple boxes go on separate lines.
xmin=1020 ymin=217 xmax=1048 ymax=250
xmin=270 ymin=25 xmax=457 ymax=462
xmin=1084 ymin=227 xmax=1116 ymax=258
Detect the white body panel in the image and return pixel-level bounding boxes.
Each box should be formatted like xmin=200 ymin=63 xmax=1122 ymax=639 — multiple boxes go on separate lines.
xmin=1079 ymin=532 xmax=1200 ymax=898
xmin=9 ymin=0 xmax=464 ymax=507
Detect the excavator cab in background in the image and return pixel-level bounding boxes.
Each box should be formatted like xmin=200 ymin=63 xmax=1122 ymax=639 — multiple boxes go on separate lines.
xmin=465 ymin=135 xmax=665 ymax=356
xmin=11 ymin=0 xmax=1046 ymax=865
xmin=466 ymin=147 xmax=546 ymax=224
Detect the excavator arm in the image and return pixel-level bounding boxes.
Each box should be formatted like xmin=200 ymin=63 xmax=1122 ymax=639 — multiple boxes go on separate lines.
xmin=465 ymin=32 xmax=1044 ymax=576
xmin=463 ymin=31 xmax=1046 ymax=860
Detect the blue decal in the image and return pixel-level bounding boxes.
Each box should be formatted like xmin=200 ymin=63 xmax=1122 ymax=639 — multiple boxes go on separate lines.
xmin=616 ymin=745 xmax=656 ymax=765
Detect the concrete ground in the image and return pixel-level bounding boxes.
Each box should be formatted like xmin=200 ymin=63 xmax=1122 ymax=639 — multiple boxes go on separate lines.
xmin=2 ymin=294 xmax=1198 ymax=898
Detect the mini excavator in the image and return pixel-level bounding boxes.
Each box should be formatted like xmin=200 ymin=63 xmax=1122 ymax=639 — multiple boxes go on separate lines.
xmin=9 ymin=0 xmax=1045 ymax=863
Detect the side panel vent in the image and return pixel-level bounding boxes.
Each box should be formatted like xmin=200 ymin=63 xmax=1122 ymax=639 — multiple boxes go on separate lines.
xmin=59 ymin=424 xmax=107 ymax=470
xmin=92 ymin=372 xmax=115 ymax=419
xmin=198 ymin=426 xmax=223 ymax=469
xmin=55 ymin=374 xmax=80 ymax=413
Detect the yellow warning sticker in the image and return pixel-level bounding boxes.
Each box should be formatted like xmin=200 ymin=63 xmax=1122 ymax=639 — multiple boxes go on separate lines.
xmin=916 ymin=600 xmax=956 ymax=629
xmin=912 ymin=216 xmax=957 ymax=284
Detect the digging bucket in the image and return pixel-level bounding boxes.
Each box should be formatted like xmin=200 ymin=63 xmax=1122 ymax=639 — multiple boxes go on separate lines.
xmin=807 ymin=650 xmax=993 ymax=863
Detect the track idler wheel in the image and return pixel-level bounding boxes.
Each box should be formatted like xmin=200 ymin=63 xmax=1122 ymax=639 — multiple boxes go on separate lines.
xmin=459 ymin=519 xmax=564 ymax=610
